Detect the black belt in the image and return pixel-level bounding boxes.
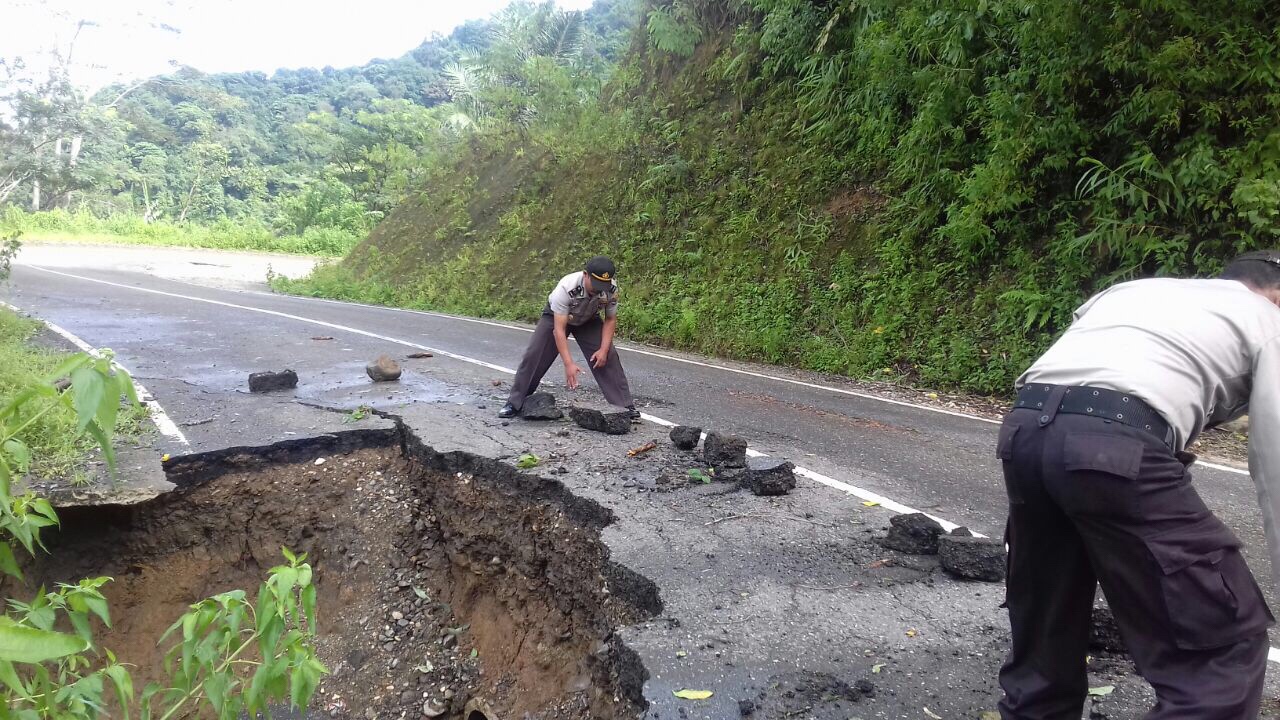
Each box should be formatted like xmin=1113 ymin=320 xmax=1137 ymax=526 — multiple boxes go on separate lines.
xmin=1016 ymin=383 xmax=1174 ymax=448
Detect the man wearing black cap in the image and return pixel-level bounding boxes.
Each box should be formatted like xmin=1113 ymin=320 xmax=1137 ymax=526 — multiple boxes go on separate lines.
xmin=499 ymin=257 xmax=638 ymax=419
xmin=996 ymin=250 xmax=1280 ymax=719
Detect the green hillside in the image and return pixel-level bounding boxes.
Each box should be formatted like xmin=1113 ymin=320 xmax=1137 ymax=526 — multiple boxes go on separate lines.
xmin=281 ymin=0 xmax=1280 ymax=394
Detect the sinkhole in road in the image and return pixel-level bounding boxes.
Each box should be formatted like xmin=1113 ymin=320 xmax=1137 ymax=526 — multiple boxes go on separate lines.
xmin=13 ymin=428 xmax=661 ymax=720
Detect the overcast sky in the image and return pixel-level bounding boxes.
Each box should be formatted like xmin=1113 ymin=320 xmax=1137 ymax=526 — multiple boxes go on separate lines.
xmin=2 ymin=0 xmax=596 ymax=91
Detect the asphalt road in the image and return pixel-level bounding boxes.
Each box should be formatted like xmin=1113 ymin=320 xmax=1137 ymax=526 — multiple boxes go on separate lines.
xmin=10 ymin=249 xmax=1269 ymax=573
xmin=8 ymin=245 xmax=1280 ymax=717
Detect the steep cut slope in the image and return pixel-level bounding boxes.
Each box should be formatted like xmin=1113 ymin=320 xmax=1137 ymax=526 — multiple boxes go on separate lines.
xmin=287 ymin=0 xmax=1280 ymax=395
xmin=291 ymin=2 xmax=904 ymax=379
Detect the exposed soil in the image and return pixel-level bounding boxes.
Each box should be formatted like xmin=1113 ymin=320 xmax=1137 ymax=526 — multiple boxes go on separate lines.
xmin=8 ymin=429 xmax=659 ymax=720
xmin=825 ymin=185 xmax=887 ymax=222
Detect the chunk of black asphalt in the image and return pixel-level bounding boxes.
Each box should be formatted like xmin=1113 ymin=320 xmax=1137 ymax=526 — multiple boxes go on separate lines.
xmin=248 ymin=369 xmax=298 ymax=393
xmin=520 ymin=392 xmax=563 ymax=420
xmin=879 ymin=512 xmax=945 ymax=555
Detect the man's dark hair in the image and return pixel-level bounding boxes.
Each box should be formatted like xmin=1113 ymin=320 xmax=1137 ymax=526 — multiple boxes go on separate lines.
xmin=1220 ymin=250 xmax=1280 ymax=289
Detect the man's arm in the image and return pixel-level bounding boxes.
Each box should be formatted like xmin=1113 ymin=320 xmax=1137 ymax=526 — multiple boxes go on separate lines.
xmin=590 ymin=288 xmax=619 ymax=368
xmin=590 ymin=315 xmax=617 ymax=368
xmin=553 ymin=313 xmax=583 ymax=389
xmin=1248 ymin=337 xmax=1280 ymax=593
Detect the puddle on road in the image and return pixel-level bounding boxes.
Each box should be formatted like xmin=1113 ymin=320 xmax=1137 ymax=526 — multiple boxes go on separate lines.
xmin=295 ymin=364 xmax=489 ymax=407
xmin=171 ymin=358 xmax=491 ymax=408
xmin=9 ymin=429 xmax=658 ymax=720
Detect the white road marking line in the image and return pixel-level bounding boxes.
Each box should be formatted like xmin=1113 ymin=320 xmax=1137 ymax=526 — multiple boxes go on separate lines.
xmin=1197 ymin=459 xmax=1248 ymax=475
xmin=0 ymin=301 xmax=189 ymax=446
xmin=31 ymin=265 xmax=1280 ymax=663
xmin=25 ymin=268 xmax=516 ymax=375
xmin=193 ymin=282 xmax=1004 ymax=424
xmin=29 ymin=265 xmax=967 ymax=531
xmin=177 ymin=278 xmax=1258 ymax=479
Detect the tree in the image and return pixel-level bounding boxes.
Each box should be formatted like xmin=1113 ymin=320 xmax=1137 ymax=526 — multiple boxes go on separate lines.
xmin=174 ymin=141 xmax=229 ymax=222
xmin=0 ymin=61 xmax=90 ymax=209
xmin=127 ymin=142 xmax=169 ymax=221
xmin=273 ymin=176 xmax=373 ymax=236
xmin=441 ymin=1 xmax=597 ymax=129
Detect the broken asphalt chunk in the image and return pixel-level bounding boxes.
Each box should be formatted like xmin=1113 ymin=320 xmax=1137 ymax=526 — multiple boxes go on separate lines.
xmin=879 ymin=512 xmax=945 ymax=555
xmin=703 ymin=431 xmax=747 ymax=469
xmin=248 ymin=369 xmax=298 ymax=393
xmin=740 ymin=456 xmax=797 ymax=496
xmin=519 ymin=392 xmax=563 ymax=420
xmin=366 ymin=355 xmax=402 ymax=382
xmin=670 ymin=425 xmax=702 ymax=451
xmin=939 ymin=534 xmax=1007 ymax=581
xmin=568 ymin=405 xmax=632 ymax=435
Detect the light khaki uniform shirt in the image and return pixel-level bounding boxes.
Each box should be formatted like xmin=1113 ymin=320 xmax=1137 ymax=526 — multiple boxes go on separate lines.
xmin=1020 ymin=278 xmax=1280 ymax=589
xmin=548 ymin=272 xmax=618 ymax=326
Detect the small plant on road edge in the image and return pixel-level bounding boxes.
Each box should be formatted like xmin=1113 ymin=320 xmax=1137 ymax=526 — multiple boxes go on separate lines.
xmin=687 ymin=468 xmax=713 ymax=484
xmin=517 ymin=453 xmax=540 ymax=469
xmin=0 ymin=349 xmax=327 ymax=718
xmin=344 ymin=404 xmax=373 ymax=423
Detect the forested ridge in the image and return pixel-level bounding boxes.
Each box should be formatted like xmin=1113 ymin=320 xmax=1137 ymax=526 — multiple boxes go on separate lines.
xmin=0 ymin=0 xmax=636 ymax=253
xmin=5 ymin=0 xmax=1279 ymax=393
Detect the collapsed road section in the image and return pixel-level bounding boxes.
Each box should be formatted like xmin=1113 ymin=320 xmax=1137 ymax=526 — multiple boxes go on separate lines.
xmin=9 ymin=425 xmax=660 ymax=720
xmin=0 ymin=388 xmax=1243 ymax=719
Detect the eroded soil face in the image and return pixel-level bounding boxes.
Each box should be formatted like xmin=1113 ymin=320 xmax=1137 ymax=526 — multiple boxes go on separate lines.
xmin=11 ymin=435 xmax=656 ymax=720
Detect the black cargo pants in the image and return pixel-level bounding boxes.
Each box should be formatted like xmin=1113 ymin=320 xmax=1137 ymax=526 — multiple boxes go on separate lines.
xmin=507 ymin=311 xmax=634 ymax=411
xmin=998 ymin=400 xmax=1273 ymax=719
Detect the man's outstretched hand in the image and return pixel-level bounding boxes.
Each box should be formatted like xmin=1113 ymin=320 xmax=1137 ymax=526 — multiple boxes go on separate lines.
xmin=565 ymin=362 xmax=583 ymax=390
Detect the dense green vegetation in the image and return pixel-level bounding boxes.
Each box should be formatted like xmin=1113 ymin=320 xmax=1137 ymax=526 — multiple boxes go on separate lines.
xmin=8 ymin=0 xmax=1279 ymax=394
xmin=0 ymin=1 xmax=637 ymax=250
xmin=277 ymin=0 xmax=1280 ymax=394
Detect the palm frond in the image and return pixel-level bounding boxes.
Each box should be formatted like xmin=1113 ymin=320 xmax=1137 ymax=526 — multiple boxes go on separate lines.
xmin=537 ymin=11 xmax=585 ymax=62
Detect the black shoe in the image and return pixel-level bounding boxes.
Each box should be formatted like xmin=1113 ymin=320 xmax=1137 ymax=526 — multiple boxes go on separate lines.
xmin=626 ymin=405 xmax=641 ymax=421
xmin=498 ymin=403 xmax=518 ymax=419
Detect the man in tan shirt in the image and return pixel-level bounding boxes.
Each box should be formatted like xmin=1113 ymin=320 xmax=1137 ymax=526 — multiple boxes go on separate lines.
xmin=998 ymin=250 xmax=1280 ymax=719
xmin=500 ymin=256 xmax=637 ymax=419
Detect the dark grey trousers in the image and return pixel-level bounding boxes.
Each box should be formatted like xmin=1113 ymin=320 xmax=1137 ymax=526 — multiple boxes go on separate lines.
xmin=998 ymin=401 xmax=1273 ymax=719
xmin=507 ymin=313 xmax=634 ymax=410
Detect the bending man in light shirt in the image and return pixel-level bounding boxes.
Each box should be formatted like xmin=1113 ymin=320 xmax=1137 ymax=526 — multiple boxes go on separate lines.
xmin=997 ymin=250 xmax=1280 ymax=719
xmin=499 ymin=256 xmax=638 ymax=420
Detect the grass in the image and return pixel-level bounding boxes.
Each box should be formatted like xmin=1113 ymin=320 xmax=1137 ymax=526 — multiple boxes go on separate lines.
xmin=0 ymin=309 xmax=149 ymax=484
xmin=2 ymin=208 xmax=360 ymax=257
